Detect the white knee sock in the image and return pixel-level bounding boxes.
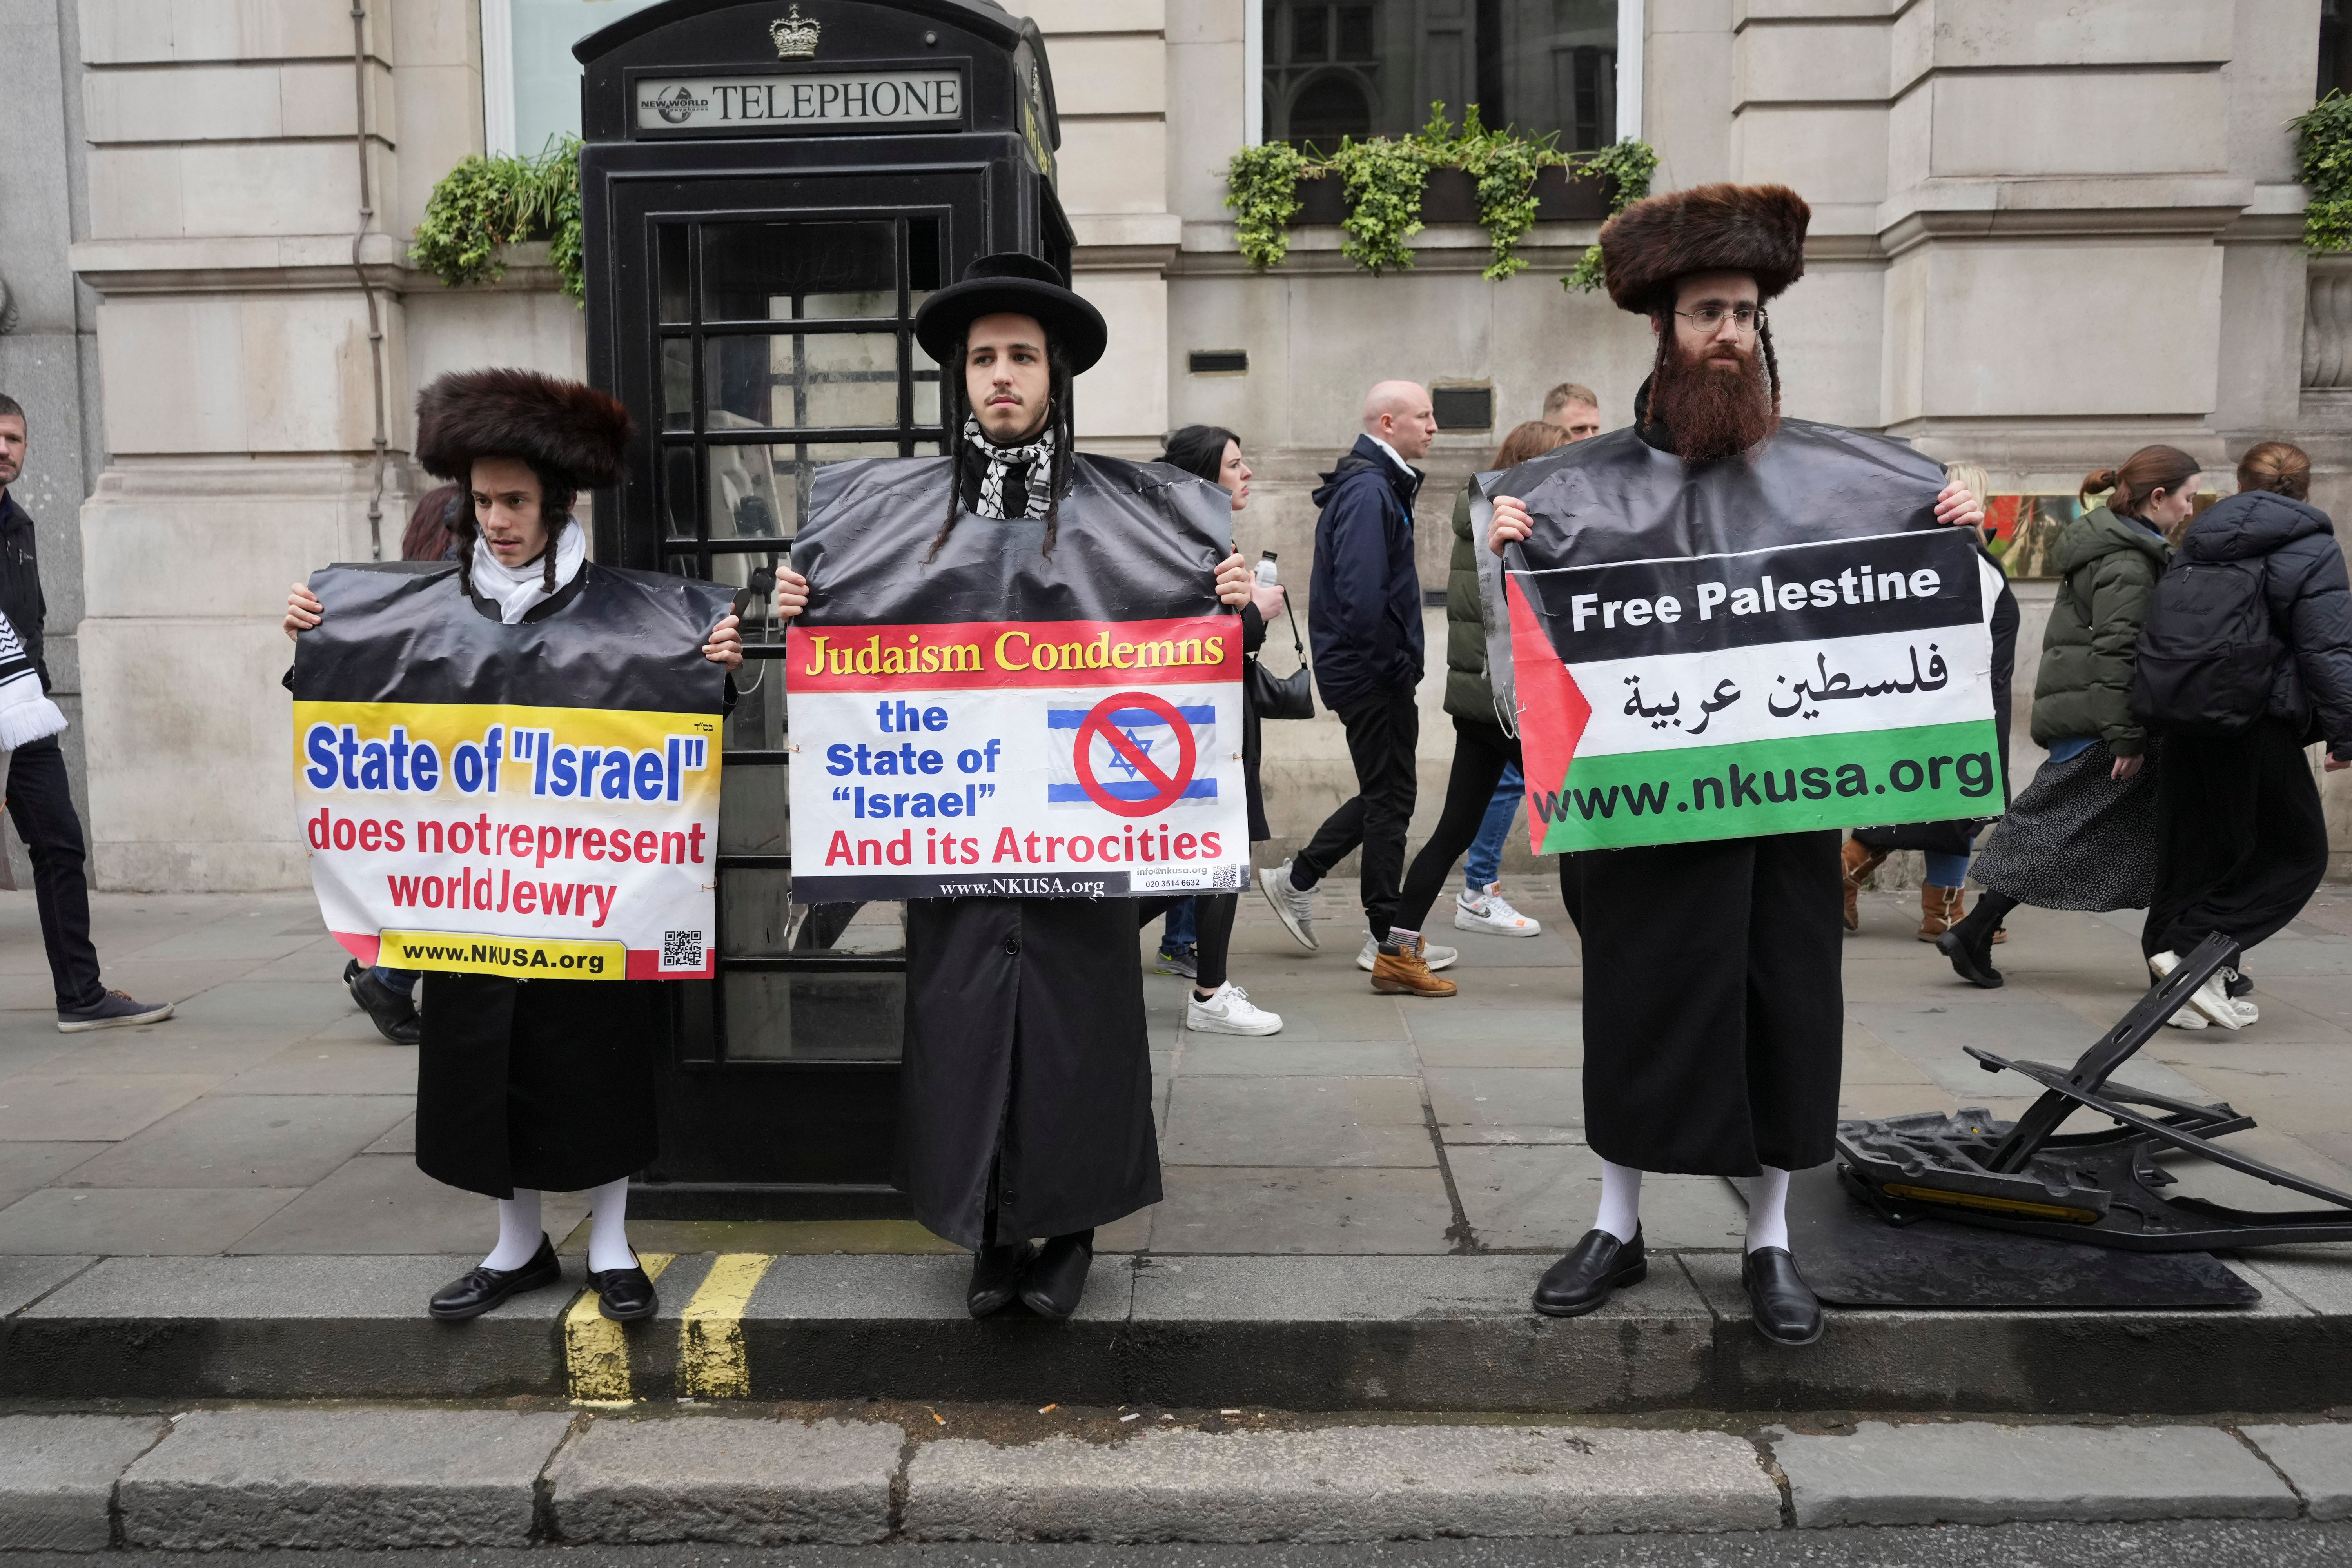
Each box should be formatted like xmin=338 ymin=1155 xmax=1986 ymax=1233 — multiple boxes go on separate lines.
xmin=1594 ymin=1160 xmax=1643 ymax=1243
xmin=483 ymin=1189 xmax=542 ymax=1272
xmin=586 ymin=1176 xmax=635 ymax=1272
xmin=1746 ymin=1165 xmax=1792 ymax=1254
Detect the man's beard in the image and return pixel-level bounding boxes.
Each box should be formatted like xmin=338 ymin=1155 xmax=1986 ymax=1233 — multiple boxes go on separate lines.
xmin=1650 ymin=340 xmax=1775 ymax=463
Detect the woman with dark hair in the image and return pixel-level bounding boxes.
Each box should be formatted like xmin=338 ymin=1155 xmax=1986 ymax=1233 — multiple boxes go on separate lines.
xmin=1937 ymin=444 xmax=2197 ymax=991
xmin=2137 ymin=441 xmax=2352 ymax=1029
xmin=285 ymin=368 xmax=745 ymax=1322
xmin=1145 ymin=424 xmax=1282 ymax=1035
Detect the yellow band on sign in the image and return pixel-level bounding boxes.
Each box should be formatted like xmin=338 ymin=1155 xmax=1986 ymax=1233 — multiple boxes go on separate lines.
xmin=378 ymin=929 xmax=628 ymax=979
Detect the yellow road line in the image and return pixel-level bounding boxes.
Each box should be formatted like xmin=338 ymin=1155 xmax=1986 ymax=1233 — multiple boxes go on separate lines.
xmin=679 ymin=1252 xmax=777 ymax=1399
xmin=564 ymin=1253 xmax=675 ymax=1405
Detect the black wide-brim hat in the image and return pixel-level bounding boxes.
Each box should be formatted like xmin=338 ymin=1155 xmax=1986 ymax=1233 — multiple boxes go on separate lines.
xmin=913 ymin=252 xmax=1107 ymax=374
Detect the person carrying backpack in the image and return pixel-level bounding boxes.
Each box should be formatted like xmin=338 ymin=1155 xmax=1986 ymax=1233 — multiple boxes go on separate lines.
xmin=2134 ymin=441 xmax=2352 ymax=1029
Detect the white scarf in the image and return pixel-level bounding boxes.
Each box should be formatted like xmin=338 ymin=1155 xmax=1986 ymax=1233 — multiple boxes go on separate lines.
xmin=0 ymin=608 xmax=65 ymax=752
xmin=471 ymin=521 xmax=586 ymax=624
xmin=964 ymin=415 xmax=1054 ymax=520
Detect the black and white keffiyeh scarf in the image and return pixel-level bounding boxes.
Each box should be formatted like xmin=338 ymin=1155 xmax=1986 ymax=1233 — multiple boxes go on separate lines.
xmin=0 ymin=610 xmax=65 ymax=751
xmin=964 ymin=415 xmax=1054 ymax=521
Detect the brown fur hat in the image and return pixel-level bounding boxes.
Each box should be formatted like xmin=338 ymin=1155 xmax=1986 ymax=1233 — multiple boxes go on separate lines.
xmin=413 ymin=368 xmax=632 ymax=490
xmin=1597 ymin=182 xmax=1811 ymax=316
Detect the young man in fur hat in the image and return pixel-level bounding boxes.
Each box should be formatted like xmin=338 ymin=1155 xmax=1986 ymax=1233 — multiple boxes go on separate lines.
xmin=768 ymin=254 xmax=1253 ymax=1320
xmin=286 ymin=369 xmax=743 ymax=1322
xmin=1488 ymin=184 xmax=1984 ymax=1345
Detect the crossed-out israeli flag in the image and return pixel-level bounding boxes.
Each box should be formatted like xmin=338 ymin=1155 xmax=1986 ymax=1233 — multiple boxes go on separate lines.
xmin=1045 ymin=699 xmax=1221 ymax=808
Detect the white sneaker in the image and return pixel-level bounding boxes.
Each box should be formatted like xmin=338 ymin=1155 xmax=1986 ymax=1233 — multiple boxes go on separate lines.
xmin=2150 ymin=949 xmax=2253 ymax=1031
xmin=1260 ymin=860 xmax=1318 ymax=951
xmin=1359 ymin=933 xmax=1457 ymax=972
xmin=1186 ymin=982 xmax=1284 ymax=1036
xmin=1455 ymin=884 xmax=1543 ymax=938
xmin=2163 ymin=1005 xmax=2209 ymax=1030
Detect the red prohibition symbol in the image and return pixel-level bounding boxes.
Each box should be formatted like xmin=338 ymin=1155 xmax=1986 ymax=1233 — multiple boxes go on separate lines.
xmin=1073 ymin=691 xmax=1197 ymax=818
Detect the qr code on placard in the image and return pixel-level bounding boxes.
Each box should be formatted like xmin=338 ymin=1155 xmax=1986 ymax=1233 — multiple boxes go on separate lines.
xmin=659 ymin=929 xmax=706 ymax=972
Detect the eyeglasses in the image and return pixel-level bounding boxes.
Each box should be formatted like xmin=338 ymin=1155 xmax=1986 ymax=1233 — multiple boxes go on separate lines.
xmin=1673 ymin=305 xmax=1765 ymax=335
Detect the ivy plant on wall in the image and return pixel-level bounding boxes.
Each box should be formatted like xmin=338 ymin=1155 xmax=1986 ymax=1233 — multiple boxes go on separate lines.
xmin=1222 ymin=107 xmax=1655 ymax=287
xmin=412 ymin=137 xmax=587 ymax=301
xmin=2295 ymin=92 xmax=2352 ymax=255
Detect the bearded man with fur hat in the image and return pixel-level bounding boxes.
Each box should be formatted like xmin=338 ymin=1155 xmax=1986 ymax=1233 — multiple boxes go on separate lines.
xmin=766 ymin=254 xmax=1255 ymax=1320
xmin=1488 ymin=184 xmax=1985 ymax=1345
xmin=285 ymin=368 xmax=744 ymax=1323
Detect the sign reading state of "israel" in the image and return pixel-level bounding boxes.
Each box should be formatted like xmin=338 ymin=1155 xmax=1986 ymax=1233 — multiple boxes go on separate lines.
xmin=635 ymin=70 xmax=964 ymax=133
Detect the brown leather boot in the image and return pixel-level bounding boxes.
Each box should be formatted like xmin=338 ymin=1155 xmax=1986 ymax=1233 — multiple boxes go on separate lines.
xmin=1840 ymin=838 xmax=1887 ymax=932
xmin=1370 ymin=933 xmax=1458 ymax=997
xmin=1918 ymin=883 xmax=1965 ymax=941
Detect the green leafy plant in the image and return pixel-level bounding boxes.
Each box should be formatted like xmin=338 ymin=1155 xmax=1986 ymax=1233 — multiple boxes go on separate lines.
xmin=2295 ymin=92 xmax=2352 ymax=254
xmin=1438 ymin=103 xmax=1552 ymax=281
xmin=1562 ymin=137 xmax=1659 ymax=293
xmin=1329 ymin=130 xmax=1434 ymax=274
xmin=1224 ymin=141 xmax=1308 ymax=269
xmin=412 ymin=137 xmax=586 ymax=301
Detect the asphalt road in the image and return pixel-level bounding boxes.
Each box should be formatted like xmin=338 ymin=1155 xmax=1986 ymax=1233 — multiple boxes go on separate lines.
xmin=20 ymin=1526 xmax=2352 ymax=1568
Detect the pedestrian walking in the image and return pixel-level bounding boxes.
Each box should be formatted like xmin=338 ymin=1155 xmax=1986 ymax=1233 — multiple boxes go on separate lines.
xmin=284 ymin=368 xmax=746 ymax=1323
xmin=1259 ymin=382 xmax=1442 ymax=982
xmin=1842 ymin=461 xmax=2021 ymax=941
xmin=769 ymin=254 xmax=1254 ymax=1320
xmin=1377 ymin=419 xmax=1575 ymax=992
xmin=1542 ymin=382 xmax=1603 ymax=442
xmin=0 ymin=394 xmax=172 ymax=1033
xmin=1143 ymin=424 xmax=1282 ymax=1036
xmin=2135 ymin=441 xmax=2352 ymax=1029
xmin=1487 ymin=182 xmax=1987 ymax=1345
xmin=1937 ymin=446 xmax=2197 ymax=992
xmin=342 ymin=481 xmax=468 ymax=1047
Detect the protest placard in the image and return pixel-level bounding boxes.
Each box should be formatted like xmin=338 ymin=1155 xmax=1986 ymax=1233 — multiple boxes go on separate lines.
xmin=1508 ymin=527 xmax=2004 ymax=852
xmin=289 ymin=563 xmax=732 ymax=979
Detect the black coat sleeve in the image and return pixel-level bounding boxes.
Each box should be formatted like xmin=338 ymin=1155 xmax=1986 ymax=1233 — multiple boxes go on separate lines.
xmin=1239 ymin=601 xmax=1266 ymax=656
xmin=2279 ymin=536 xmax=2352 ymax=757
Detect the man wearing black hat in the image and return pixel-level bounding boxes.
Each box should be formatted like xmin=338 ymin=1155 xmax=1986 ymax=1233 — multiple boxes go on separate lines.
xmin=1487 ymin=185 xmax=1984 ymax=1345
xmin=770 ymin=254 xmax=1252 ymax=1320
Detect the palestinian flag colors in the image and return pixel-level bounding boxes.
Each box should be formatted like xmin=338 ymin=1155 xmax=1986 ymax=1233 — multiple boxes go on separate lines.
xmin=1508 ymin=528 xmax=2005 ymax=852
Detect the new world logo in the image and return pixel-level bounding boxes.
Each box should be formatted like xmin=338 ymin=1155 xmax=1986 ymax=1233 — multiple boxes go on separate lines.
xmin=644 ymin=85 xmax=709 ymax=124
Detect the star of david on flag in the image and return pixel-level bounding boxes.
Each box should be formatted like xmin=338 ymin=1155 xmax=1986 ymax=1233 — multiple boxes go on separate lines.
xmin=1046 ymin=695 xmax=1221 ymax=810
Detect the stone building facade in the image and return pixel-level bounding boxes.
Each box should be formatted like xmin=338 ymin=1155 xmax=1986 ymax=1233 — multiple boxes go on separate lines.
xmin=7 ymin=0 xmax=2349 ymax=889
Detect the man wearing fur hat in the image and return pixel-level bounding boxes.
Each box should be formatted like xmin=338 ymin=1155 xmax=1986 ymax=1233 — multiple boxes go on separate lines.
xmin=768 ymin=254 xmax=1254 ymax=1320
xmin=285 ymin=369 xmax=744 ymax=1323
xmin=1488 ymin=184 xmax=1984 ymax=1345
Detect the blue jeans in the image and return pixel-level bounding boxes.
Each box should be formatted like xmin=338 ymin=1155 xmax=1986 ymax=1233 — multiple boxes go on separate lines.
xmin=370 ymin=966 xmax=417 ymax=998
xmin=1464 ymin=763 xmax=1523 ymax=891
xmin=1159 ymin=898 xmax=1198 ymax=949
xmin=1923 ymin=852 xmax=1970 ymax=888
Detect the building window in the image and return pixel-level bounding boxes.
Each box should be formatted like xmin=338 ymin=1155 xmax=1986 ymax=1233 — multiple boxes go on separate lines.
xmin=2326 ymin=0 xmax=2352 ymax=100
xmin=1263 ymin=0 xmax=1621 ymax=154
xmin=488 ymin=0 xmax=667 ymax=157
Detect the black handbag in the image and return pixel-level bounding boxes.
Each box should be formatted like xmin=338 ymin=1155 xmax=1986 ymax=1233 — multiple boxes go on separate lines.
xmin=1247 ymin=596 xmax=1314 ymax=720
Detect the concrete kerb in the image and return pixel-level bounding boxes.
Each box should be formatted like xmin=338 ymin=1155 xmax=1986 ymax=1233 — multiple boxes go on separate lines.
xmin=7 ymin=1249 xmax=2352 ymax=1413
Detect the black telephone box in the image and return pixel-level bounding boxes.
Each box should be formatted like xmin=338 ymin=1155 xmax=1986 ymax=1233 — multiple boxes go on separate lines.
xmin=575 ymin=0 xmax=1070 ymax=1210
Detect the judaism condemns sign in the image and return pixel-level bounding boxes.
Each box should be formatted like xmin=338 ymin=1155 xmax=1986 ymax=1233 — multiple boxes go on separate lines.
xmin=289 ymin=563 xmax=733 ymax=980
xmin=1508 ymin=527 xmax=2004 ymax=851
xmin=786 ymin=454 xmax=1249 ymax=902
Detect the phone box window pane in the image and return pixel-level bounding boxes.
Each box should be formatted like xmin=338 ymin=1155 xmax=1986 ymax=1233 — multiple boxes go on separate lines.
xmin=701 ymin=221 xmax=897 ymax=321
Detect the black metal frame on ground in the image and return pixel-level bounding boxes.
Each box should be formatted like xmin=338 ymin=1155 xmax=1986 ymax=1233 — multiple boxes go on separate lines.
xmin=1837 ymin=931 xmax=2352 ymax=1250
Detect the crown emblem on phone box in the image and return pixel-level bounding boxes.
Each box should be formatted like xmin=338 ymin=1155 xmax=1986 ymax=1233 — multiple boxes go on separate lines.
xmin=770 ymin=5 xmax=820 ymax=58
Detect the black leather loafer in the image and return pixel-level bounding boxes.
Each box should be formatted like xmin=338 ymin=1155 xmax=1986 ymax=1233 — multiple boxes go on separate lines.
xmin=1018 ymin=1230 xmax=1095 ymax=1321
xmin=1742 ymin=1247 xmax=1824 ymax=1346
xmin=1934 ymin=926 xmax=2003 ymax=989
xmin=967 ymin=1240 xmax=1037 ymax=1318
xmin=1532 ymin=1227 xmax=1645 ymax=1317
xmin=588 ymin=1258 xmax=659 ymax=1322
xmin=348 ymin=965 xmax=421 ymax=1045
xmin=428 ymin=1234 xmax=560 ymax=1321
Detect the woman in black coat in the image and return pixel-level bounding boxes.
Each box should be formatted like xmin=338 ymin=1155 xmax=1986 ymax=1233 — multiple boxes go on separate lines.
xmin=2141 ymin=441 xmax=2352 ymax=1028
xmin=285 ymin=370 xmax=743 ymax=1322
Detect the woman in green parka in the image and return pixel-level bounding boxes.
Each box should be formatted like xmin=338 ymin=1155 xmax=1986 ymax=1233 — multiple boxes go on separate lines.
xmin=1937 ymin=445 xmax=2200 ymax=989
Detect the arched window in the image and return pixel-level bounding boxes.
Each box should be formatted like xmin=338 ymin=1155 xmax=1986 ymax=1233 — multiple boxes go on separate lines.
xmin=1283 ymin=71 xmax=1374 ymax=152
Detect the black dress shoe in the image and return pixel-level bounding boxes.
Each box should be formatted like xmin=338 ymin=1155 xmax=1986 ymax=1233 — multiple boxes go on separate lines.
xmin=967 ymin=1241 xmax=1037 ymax=1318
xmin=1532 ymin=1226 xmax=1645 ymax=1317
xmin=1018 ymin=1230 xmax=1095 ymax=1321
xmin=588 ymin=1256 xmax=659 ymax=1322
xmin=348 ymin=965 xmax=421 ymax=1045
xmin=1934 ymin=925 xmax=2003 ymax=989
xmin=1742 ymin=1247 xmax=1824 ymax=1346
xmin=428 ymin=1234 xmax=560 ymax=1321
